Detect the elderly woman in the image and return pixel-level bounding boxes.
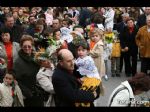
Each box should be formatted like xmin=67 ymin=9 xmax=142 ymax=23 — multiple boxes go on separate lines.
xmin=13 ymin=35 xmax=43 ymax=107
xmin=108 ymin=72 xmax=150 ymax=107
xmin=0 ymin=27 xmax=20 ymax=82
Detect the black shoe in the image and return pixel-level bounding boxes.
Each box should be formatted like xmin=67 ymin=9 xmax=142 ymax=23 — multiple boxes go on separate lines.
xmin=116 ymin=74 xmax=120 ymax=77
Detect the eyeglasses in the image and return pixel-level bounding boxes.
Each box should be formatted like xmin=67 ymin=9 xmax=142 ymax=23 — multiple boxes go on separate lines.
xmin=22 ymin=45 xmax=32 ymax=49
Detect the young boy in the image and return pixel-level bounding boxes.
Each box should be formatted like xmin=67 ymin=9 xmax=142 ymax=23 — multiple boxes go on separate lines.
xmin=110 ymin=31 xmax=121 ymax=77
xmin=0 ymin=70 xmax=24 ymax=107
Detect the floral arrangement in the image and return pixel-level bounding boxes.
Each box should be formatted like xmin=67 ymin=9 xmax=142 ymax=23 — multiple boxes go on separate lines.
xmin=104 ymin=32 xmax=115 ymax=44
xmin=85 ymin=23 xmax=95 ymax=33
xmin=104 ymin=30 xmax=119 ymax=44
xmin=34 ymin=33 xmax=45 ymax=42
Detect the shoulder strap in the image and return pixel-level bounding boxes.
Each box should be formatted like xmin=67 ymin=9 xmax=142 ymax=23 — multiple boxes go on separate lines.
xmin=109 ymin=86 xmax=131 ymax=106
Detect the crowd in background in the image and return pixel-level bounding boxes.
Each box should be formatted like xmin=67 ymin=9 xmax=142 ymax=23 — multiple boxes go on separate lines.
xmin=0 ymin=7 xmax=150 ymax=107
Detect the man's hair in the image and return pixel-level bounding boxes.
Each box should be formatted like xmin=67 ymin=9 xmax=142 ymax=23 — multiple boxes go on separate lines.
xmin=4 ymin=13 xmax=14 ymax=22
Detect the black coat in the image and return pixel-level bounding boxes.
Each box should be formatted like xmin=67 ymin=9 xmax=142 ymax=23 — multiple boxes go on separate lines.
xmin=120 ymin=26 xmax=138 ymax=55
xmin=137 ymin=14 xmax=146 ymax=29
xmin=52 ymin=65 xmax=95 ymax=107
xmin=13 ymin=50 xmax=40 ymax=98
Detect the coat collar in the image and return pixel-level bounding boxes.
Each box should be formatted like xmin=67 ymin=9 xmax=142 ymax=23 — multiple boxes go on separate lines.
xmin=121 ymin=81 xmax=134 ymax=99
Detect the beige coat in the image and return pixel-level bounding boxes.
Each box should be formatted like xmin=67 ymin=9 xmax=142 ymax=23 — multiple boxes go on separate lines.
xmin=136 ymin=25 xmax=150 ymax=58
xmin=89 ymin=40 xmax=105 ymax=78
xmin=36 ymin=67 xmax=55 ymax=107
xmin=0 ymin=83 xmax=24 ymax=107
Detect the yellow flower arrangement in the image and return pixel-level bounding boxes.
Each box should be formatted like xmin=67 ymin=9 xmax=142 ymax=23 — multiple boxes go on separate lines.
xmin=104 ymin=32 xmax=115 ymax=44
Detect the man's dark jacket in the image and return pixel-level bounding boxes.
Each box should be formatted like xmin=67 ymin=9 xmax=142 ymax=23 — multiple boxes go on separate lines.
xmin=52 ymin=65 xmax=95 ymax=107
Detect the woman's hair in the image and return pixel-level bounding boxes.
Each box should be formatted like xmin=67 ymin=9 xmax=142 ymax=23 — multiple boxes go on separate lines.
xmin=0 ymin=27 xmax=12 ymax=42
xmin=20 ymin=34 xmax=34 ymax=47
xmin=128 ymin=72 xmax=150 ymax=92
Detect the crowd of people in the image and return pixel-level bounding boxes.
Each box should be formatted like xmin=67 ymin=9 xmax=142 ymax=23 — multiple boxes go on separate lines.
xmin=0 ymin=7 xmax=150 ymax=107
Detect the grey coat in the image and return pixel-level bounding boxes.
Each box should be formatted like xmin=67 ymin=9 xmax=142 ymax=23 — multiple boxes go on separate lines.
xmin=0 ymin=42 xmax=20 ymax=65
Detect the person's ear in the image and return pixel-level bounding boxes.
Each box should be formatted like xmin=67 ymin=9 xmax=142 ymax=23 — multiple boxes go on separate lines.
xmin=59 ymin=60 xmax=63 ymax=66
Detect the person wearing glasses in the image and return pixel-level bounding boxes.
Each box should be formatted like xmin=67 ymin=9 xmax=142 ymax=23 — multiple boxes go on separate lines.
xmin=0 ymin=27 xmax=20 ymax=83
xmin=13 ymin=35 xmax=44 ymax=107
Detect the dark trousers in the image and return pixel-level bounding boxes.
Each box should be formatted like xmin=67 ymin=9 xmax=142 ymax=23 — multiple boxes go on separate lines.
xmin=141 ymin=58 xmax=150 ymax=75
xmin=24 ymin=96 xmax=44 ymax=107
xmin=130 ymin=54 xmax=137 ymax=76
xmin=121 ymin=52 xmax=137 ymax=76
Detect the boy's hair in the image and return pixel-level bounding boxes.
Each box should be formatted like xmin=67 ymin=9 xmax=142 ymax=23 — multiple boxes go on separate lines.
xmin=5 ymin=69 xmax=16 ymax=79
xmin=76 ymin=39 xmax=90 ymax=50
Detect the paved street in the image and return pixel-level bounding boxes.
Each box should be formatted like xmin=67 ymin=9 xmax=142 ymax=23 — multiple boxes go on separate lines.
xmin=95 ymin=60 xmax=142 ymax=107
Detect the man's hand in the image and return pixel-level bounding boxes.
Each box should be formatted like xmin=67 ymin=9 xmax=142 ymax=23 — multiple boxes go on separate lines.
xmin=124 ymin=47 xmax=129 ymax=52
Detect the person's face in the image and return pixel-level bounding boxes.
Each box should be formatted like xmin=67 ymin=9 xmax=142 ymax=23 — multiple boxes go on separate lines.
xmin=122 ymin=16 xmax=129 ymax=22
xmin=13 ymin=12 xmax=18 ymax=20
xmin=146 ymin=16 xmax=150 ymax=27
xmin=3 ymin=74 xmax=14 ymax=86
xmin=5 ymin=17 xmax=15 ymax=28
xmin=40 ymin=60 xmax=51 ymax=68
xmin=35 ymin=25 xmax=44 ymax=33
xmin=30 ymin=10 xmax=37 ymax=17
xmin=52 ymin=19 xmax=60 ymax=29
xmin=77 ymin=46 xmax=88 ymax=59
xmin=55 ymin=31 xmax=61 ymax=40
xmin=145 ymin=7 xmax=150 ymax=15
xmin=18 ymin=9 xmax=24 ymax=16
xmin=2 ymin=33 xmax=10 ymax=43
xmin=62 ymin=21 xmax=68 ymax=28
xmin=3 ymin=7 xmax=10 ymax=14
xmin=60 ymin=52 xmax=75 ymax=71
xmin=92 ymin=33 xmax=100 ymax=43
xmin=22 ymin=40 xmax=33 ymax=55
xmin=29 ymin=17 xmax=36 ymax=24
xmin=127 ymin=20 xmax=134 ymax=28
